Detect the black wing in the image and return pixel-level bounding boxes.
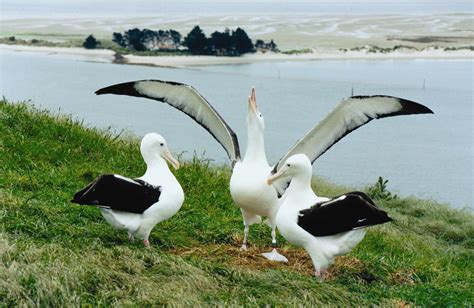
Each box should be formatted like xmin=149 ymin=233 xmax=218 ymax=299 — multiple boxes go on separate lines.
xmin=71 ymin=174 xmax=161 ymax=214
xmin=297 ymin=191 xmax=392 ymax=237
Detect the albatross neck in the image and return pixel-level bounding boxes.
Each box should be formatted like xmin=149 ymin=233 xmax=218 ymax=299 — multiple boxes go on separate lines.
xmin=142 ymin=154 xmax=172 ymax=178
xmin=243 ymin=120 xmax=267 ymax=164
xmin=286 ymin=170 xmax=314 ymax=197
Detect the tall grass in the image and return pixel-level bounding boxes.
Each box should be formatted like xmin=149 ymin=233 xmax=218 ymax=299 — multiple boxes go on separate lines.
xmin=1 ymin=99 xmax=473 ymax=305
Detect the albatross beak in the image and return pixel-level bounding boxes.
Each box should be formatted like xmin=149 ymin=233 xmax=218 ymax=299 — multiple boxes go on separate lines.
xmin=163 ymin=150 xmax=180 ymax=170
xmin=248 ymin=87 xmax=258 ymax=114
xmin=267 ymin=168 xmax=287 ymax=185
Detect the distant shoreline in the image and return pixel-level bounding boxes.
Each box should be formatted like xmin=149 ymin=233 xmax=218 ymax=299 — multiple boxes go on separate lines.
xmin=1 ymin=44 xmax=472 ymax=68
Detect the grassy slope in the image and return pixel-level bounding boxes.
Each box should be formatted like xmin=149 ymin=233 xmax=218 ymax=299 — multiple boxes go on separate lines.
xmin=0 ymin=100 xmax=473 ymax=306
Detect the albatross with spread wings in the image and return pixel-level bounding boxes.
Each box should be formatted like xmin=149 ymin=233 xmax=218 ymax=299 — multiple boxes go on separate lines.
xmin=95 ymin=80 xmax=433 ymax=260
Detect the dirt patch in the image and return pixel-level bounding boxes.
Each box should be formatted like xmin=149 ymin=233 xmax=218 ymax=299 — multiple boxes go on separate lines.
xmin=390 ymin=269 xmax=417 ymax=285
xmin=168 ymin=244 xmax=366 ymax=279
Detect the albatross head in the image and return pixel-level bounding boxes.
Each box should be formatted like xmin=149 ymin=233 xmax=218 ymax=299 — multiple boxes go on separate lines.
xmin=267 ymin=154 xmax=312 ymax=185
xmin=247 ymin=87 xmax=265 ymax=132
xmin=140 ymin=133 xmax=180 ymax=169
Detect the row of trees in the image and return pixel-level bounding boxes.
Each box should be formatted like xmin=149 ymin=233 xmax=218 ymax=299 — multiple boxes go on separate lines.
xmin=109 ymin=25 xmax=277 ymax=56
xmin=112 ymin=29 xmax=181 ymax=52
xmin=184 ymin=26 xmax=254 ymax=56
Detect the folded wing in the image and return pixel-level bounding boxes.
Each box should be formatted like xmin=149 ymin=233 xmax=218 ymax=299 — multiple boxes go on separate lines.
xmin=71 ymin=174 xmax=161 ymax=214
xmin=297 ymin=191 xmax=393 ymax=237
xmin=96 ymin=80 xmax=240 ymax=164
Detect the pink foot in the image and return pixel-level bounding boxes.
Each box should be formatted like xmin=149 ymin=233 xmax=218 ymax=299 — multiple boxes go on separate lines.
xmin=315 ymin=269 xmax=328 ymax=280
xmin=143 ymin=239 xmax=150 ymax=247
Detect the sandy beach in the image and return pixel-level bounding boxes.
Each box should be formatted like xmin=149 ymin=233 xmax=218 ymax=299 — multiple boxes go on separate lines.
xmin=124 ymin=48 xmax=473 ymax=67
xmin=0 ymin=44 xmax=116 ymax=63
xmin=1 ymin=44 xmax=472 ymax=69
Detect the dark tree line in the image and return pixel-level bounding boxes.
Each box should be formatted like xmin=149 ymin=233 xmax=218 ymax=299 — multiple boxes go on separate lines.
xmin=108 ymin=25 xmax=277 ymax=56
xmin=113 ymin=28 xmax=181 ymax=51
xmin=184 ymin=26 xmax=254 ymax=56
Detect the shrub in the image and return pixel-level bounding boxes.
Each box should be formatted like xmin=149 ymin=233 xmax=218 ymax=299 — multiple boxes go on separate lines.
xmin=83 ymin=34 xmax=98 ymax=49
xmin=367 ymin=176 xmax=398 ymax=201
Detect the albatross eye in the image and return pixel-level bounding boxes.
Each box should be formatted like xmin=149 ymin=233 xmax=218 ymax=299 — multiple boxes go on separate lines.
xmin=160 ymin=143 xmax=164 ymax=146
xmin=287 ymin=164 xmax=291 ymax=167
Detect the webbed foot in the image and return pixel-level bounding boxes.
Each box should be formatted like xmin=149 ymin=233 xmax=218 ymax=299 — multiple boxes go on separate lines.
xmin=262 ymin=248 xmax=288 ymax=262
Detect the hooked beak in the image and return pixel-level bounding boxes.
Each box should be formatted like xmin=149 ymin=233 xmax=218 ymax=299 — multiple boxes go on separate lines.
xmin=163 ymin=150 xmax=180 ymax=170
xmin=267 ymin=167 xmax=287 ymax=185
xmin=248 ymin=87 xmax=258 ymax=114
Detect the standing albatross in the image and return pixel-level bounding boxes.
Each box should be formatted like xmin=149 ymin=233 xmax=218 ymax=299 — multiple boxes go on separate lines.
xmin=71 ymin=133 xmax=184 ymax=246
xmin=95 ymin=80 xmax=433 ymax=260
xmin=268 ymin=154 xmax=392 ymax=278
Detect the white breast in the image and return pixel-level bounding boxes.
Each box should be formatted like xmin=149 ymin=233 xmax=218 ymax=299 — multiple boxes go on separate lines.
xmin=230 ymin=160 xmax=278 ymax=216
xmin=276 ymin=190 xmax=323 ymax=247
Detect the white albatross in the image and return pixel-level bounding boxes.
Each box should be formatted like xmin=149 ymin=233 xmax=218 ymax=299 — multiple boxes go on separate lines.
xmin=94 ymin=80 xmax=433 ymax=260
xmin=71 ymin=133 xmax=184 ymax=247
xmin=268 ymin=154 xmax=392 ymax=279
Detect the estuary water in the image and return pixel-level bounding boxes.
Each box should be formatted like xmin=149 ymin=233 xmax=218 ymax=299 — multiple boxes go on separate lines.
xmin=0 ymin=50 xmax=472 ymax=209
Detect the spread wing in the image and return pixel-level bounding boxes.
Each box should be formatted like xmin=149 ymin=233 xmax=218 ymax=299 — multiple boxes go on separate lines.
xmin=71 ymin=174 xmax=161 ymax=214
xmin=297 ymin=191 xmax=392 ymax=237
xmin=96 ymin=80 xmax=240 ymax=164
xmin=273 ymin=95 xmax=433 ymax=173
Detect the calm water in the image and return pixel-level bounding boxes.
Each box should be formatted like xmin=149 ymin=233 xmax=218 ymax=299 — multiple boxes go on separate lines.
xmin=0 ymin=50 xmax=472 ymax=209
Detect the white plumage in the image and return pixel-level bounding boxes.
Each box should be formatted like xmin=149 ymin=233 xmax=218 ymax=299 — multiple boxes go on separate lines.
xmin=268 ymin=154 xmax=393 ymax=278
xmin=72 ymin=133 xmax=184 ymax=247
xmin=228 ymin=88 xmax=287 ymax=261
xmin=95 ymin=80 xmax=432 ymax=259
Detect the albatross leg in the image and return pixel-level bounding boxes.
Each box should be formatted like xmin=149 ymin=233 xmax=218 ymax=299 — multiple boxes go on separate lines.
xmin=261 ymin=224 xmax=288 ymax=262
xmin=128 ymin=233 xmax=135 ymax=242
xmin=240 ymin=209 xmax=261 ymax=251
xmin=143 ymin=239 xmax=150 ymax=247
xmin=314 ymin=268 xmax=328 ymax=280
xmin=240 ymin=223 xmax=249 ymax=251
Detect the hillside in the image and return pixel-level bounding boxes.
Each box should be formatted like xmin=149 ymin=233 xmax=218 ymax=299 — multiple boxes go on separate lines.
xmin=1 ymin=99 xmax=473 ymax=306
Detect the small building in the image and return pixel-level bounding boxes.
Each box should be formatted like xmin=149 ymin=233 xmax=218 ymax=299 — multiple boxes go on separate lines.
xmin=255 ymin=39 xmax=279 ymax=53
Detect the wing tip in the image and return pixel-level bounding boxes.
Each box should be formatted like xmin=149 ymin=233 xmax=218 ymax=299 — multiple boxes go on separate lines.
xmin=351 ymin=95 xmax=434 ymax=115
xmin=95 ymin=79 xmax=193 ymax=96
xmin=95 ymin=82 xmax=139 ymax=96
xmin=397 ymin=98 xmax=434 ymax=115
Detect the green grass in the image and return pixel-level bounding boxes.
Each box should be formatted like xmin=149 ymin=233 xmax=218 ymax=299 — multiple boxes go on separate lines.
xmin=0 ymin=36 xmax=195 ymax=57
xmin=0 ymin=36 xmax=84 ymax=48
xmin=1 ymin=99 xmax=473 ymax=305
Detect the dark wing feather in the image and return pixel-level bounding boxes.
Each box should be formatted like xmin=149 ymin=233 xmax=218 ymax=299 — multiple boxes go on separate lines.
xmin=273 ymin=95 xmax=433 ymax=173
xmin=96 ymin=80 xmax=240 ymax=164
xmin=297 ymin=191 xmax=392 ymax=237
xmin=71 ymin=174 xmax=161 ymax=214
